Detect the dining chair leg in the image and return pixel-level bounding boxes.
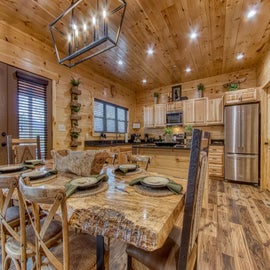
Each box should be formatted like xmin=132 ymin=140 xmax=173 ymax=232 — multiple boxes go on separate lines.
xmin=127 ymin=254 xmax=132 ymax=270
xmin=96 ymin=235 xmax=105 ymax=270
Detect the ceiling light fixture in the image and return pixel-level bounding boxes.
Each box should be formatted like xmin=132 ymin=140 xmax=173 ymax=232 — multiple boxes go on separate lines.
xmin=49 ymin=0 xmax=127 ymax=68
xmin=236 ymin=53 xmax=244 ymax=60
xmin=190 ymin=32 xmax=197 ymax=39
xmin=185 ymin=67 xmax=191 ymax=73
xmin=147 ymin=48 xmax=154 ymax=55
xmin=247 ymin=9 xmax=257 ymax=19
xmin=142 ymin=79 xmax=147 ymax=84
xmin=117 ymin=60 xmax=123 ymax=65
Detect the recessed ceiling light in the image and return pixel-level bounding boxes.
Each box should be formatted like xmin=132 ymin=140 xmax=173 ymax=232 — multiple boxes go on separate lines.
xmin=142 ymin=79 xmax=147 ymax=84
xmin=117 ymin=60 xmax=123 ymax=65
xmin=236 ymin=53 xmax=244 ymax=60
xmin=247 ymin=9 xmax=257 ymax=19
xmin=147 ymin=48 xmax=154 ymax=55
xmin=185 ymin=67 xmax=191 ymax=73
xmin=190 ymin=32 xmax=197 ymax=39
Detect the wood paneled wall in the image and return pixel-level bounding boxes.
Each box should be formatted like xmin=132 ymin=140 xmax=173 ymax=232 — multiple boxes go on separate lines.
xmin=0 ymin=21 xmax=136 ymax=150
xmin=135 ymin=68 xmax=256 ymax=139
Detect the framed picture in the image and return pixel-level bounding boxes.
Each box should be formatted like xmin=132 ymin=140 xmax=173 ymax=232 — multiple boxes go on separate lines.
xmin=132 ymin=122 xmax=141 ymax=129
xmin=172 ymin=85 xmax=181 ymax=101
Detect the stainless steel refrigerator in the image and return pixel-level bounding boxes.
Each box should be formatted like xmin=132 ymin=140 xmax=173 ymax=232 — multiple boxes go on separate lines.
xmin=224 ymin=103 xmax=259 ymax=184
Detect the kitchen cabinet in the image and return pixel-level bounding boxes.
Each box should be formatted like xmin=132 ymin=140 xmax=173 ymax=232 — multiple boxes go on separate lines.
xmin=143 ymin=106 xmax=154 ymax=128
xmin=183 ymin=98 xmax=206 ymax=125
xmin=166 ymin=101 xmax=183 ymax=112
xmin=224 ymin=88 xmax=259 ymax=105
xmin=208 ymin=145 xmax=224 ymax=178
xmin=206 ymin=98 xmax=224 ymax=125
xmin=154 ymin=104 xmax=166 ymax=127
xmin=144 ymin=104 xmax=166 ymax=128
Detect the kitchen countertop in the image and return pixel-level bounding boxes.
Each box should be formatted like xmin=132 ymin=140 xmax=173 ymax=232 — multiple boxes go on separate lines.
xmin=132 ymin=144 xmax=191 ymax=150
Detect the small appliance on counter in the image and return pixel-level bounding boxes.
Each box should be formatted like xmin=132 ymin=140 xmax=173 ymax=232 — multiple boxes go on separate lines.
xmin=174 ymin=133 xmax=185 ymax=145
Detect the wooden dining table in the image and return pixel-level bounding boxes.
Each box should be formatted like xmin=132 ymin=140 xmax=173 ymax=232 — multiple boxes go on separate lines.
xmin=1 ymin=161 xmax=187 ymax=270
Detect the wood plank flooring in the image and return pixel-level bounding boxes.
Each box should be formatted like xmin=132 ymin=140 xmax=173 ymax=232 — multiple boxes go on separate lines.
xmin=1 ymin=178 xmax=270 ymax=270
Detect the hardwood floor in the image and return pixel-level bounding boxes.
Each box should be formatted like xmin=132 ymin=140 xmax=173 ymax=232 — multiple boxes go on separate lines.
xmin=1 ymin=178 xmax=270 ymax=270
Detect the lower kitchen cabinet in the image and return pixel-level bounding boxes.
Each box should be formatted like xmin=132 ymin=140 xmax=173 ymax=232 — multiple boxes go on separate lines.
xmin=208 ymin=145 xmax=224 ymax=178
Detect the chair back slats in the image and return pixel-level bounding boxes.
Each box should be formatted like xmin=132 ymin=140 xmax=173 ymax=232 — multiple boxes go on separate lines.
xmin=178 ymin=130 xmax=210 ymax=270
xmin=127 ymin=154 xmax=151 ymax=170
xmin=7 ymin=135 xmax=41 ymax=164
xmin=19 ymin=177 xmax=68 ymax=270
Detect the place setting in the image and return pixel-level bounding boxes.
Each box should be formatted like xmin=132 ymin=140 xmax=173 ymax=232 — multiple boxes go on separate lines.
xmin=129 ymin=176 xmax=183 ymax=197
xmin=64 ymin=173 xmax=109 ymax=198
xmin=21 ymin=169 xmax=58 ymax=184
xmin=113 ymin=163 xmax=143 ymax=176
xmin=0 ymin=164 xmax=35 ymax=176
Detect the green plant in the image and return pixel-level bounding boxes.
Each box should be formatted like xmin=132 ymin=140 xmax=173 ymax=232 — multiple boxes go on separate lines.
xmin=154 ymin=92 xmax=159 ymax=98
xmin=70 ymin=77 xmax=81 ymax=86
xmin=70 ymin=105 xmax=81 ymax=112
xmin=197 ymin=83 xmax=205 ymax=91
xmin=185 ymin=125 xmax=193 ymax=134
xmin=70 ymin=131 xmax=80 ymax=139
xmin=164 ymin=127 xmax=173 ymax=135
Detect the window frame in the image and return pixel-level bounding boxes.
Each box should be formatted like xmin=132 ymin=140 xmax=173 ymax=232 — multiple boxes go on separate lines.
xmin=94 ymin=98 xmax=128 ymax=134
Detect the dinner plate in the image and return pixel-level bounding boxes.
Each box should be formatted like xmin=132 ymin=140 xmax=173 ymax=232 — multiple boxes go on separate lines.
xmin=118 ymin=164 xmax=138 ymax=172
xmin=24 ymin=159 xmax=43 ymax=164
xmin=0 ymin=164 xmax=25 ymax=173
xmin=141 ymin=176 xmax=169 ymax=188
xmin=21 ymin=171 xmax=48 ymax=180
xmin=70 ymin=177 xmax=100 ymax=190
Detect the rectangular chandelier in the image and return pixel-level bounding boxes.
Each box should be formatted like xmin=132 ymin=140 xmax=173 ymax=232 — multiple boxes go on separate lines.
xmin=49 ymin=0 xmax=126 ymax=68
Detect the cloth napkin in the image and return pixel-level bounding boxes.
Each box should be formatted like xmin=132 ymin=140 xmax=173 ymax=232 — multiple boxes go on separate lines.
xmin=114 ymin=165 xmax=138 ymax=175
xmin=65 ymin=173 xmax=108 ymax=198
xmin=24 ymin=159 xmax=45 ymax=166
xmin=129 ymin=177 xmax=183 ymax=195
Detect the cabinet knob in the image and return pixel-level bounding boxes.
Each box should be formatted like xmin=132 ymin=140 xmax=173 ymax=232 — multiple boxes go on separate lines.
xmin=1 ymin=142 xmax=6 ymax=147
xmin=1 ymin=132 xmax=6 ymax=137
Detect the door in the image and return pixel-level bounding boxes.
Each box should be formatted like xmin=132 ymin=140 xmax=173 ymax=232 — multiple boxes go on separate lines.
xmin=0 ymin=62 xmax=8 ymax=164
xmin=225 ymin=104 xmax=259 ymax=154
xmin=225 ymin=153 xmax=258 ymax=183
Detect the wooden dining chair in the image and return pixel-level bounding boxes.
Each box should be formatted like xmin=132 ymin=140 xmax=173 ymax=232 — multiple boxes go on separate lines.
xmin=0 ymin=176 xmax=34 ymax=270
xmin=126 ymin=154 xmax=151 ymax=171
xmin=19 ymin=177 xmax=109 ymax=270
xmin=6 ymin=135 xmax=41 ymax=164
xmin=126 ymin=129 xmax=210 ymax=270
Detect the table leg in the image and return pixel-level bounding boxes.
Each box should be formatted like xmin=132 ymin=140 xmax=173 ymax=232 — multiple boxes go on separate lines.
xmin=96 ymin=235 xmax=105 ymax=270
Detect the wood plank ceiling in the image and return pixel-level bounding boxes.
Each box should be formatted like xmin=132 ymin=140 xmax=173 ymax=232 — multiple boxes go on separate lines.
xmin=0 ymin=0 xmax=270 ymax=91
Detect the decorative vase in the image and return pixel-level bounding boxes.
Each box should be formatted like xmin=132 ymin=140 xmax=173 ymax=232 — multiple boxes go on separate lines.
xmin=154 ymin=96 xmax=158 ymax=104
xmin=197 ymin=90 xmax=203 ymax=98
xmin=164 ymin=134 xmax=173 ymax=142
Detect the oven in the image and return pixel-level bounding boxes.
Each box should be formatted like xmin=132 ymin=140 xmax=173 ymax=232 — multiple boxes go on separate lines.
xmin=166 ymin=111 xmax=183 ymax=126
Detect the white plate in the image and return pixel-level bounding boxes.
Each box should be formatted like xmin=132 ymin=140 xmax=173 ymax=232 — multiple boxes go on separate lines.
xmin=118 ymin=164 xmax=138 ymax=172
xmin=22 ymin=171 xmax=48 ymax=180
xmin=70 ymin=177 xmax=100 ymax=189
xmin=0 ymin=164 xmax=25 ymax=173
xmin=142 ymin=176 xmax=169 ymax=188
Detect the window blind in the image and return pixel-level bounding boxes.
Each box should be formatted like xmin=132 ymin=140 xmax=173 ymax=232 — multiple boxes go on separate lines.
xmin=16 ymin=72 xmax=48 ymax=159
xmin=94 ymin=99 xmax=128 ymax=133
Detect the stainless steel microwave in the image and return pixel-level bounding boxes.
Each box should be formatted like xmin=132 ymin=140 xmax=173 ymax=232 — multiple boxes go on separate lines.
xmin=166 ymin=111 xmax=183 ymax=126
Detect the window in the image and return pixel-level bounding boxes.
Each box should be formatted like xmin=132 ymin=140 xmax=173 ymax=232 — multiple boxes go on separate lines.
xmin=94 ymin=99 xmax=128 ymax=133
xmin=16 ymin=71 xmax=50 ymax=159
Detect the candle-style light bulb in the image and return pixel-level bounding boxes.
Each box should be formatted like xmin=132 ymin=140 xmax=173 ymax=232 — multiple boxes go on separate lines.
xmin=68 ymin=34 xmax=71 ymax=42
xmin=83 ymin=23 xmax=87 ymax=32
xmin=103 ymin=9 xmax=107 ymax=19
xmin=83 ymin=23 xmax=87 ymax=45
xmin=92 ymin=16 xmax=96 ymax=26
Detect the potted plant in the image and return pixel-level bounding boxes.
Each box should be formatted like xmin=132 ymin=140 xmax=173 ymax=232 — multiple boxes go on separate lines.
xmin=197 ymin=83 xmax=205 ymax=98
xmin=154 ymin=92 xmax=159 ymax=104
xmin=164 ymin=127 xmax=173 ymax=142
xmin=185 ymin=125 xmax=193 ymax=137
xmin=70 ymin=77 xmax=82 ymax=95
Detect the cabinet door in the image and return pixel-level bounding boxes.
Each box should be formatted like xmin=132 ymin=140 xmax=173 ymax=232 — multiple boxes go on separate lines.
xmin=206 ymin=98 xmax=223 ymax=124
xmin=194 ymin=99 xmax=205 ymax=124
xmin=154 ymin=104 xmax=166 ymax=127
xmin=224 ymin=92 xmax=240 ymax=105
xmin=183 ymin=100 xmax=194 ymax=125
xmin=240 ymin=88 xmax=258 ymax=103
xmin=143 ymin=106 xmax=154 ymax=127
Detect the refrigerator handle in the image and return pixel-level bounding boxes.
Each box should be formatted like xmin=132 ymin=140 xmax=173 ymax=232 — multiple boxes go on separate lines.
xmin=241 ymin=110 xmax=245 ymax=149
xmin=238 ymin=108 xmax=241 ymax=148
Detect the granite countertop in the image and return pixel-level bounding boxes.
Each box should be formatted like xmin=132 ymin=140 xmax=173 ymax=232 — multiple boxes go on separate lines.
xmin=132 ymin=144 xmax=191 ymax=150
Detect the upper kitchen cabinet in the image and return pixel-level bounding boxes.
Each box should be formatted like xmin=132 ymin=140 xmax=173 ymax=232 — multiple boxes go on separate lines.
xmin=166 ymin=101 xmax=183 ymax=112
xmin=143 ymin=105 xmax=154 ymax=128
xmin=183 ymin=98 xmax=206 ymax=126
xmin=206 ymin=98 xmax=224 ymax=125
xmin=143 ymin=104 xmax=166 ymax=128
xmin=224 ymin=88 xmax=259 ymax=105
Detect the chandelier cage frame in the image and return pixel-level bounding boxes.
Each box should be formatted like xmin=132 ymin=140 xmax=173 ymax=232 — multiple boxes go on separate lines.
xmin=49 ymin=0 xmax=127 ymax=68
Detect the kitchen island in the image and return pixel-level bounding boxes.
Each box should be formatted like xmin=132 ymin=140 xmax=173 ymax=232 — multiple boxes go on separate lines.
xmin=133 ymin=144 xmax=190 ymax=179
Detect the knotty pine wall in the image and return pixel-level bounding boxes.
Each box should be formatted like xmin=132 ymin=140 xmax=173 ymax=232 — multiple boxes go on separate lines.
xmin=135 ymin=68 xmax=257 ymax=140
xmin=256 ymin=42 xmax=270 ymax=191
xmin=0 ymin=21 xmax=136 ymax=150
